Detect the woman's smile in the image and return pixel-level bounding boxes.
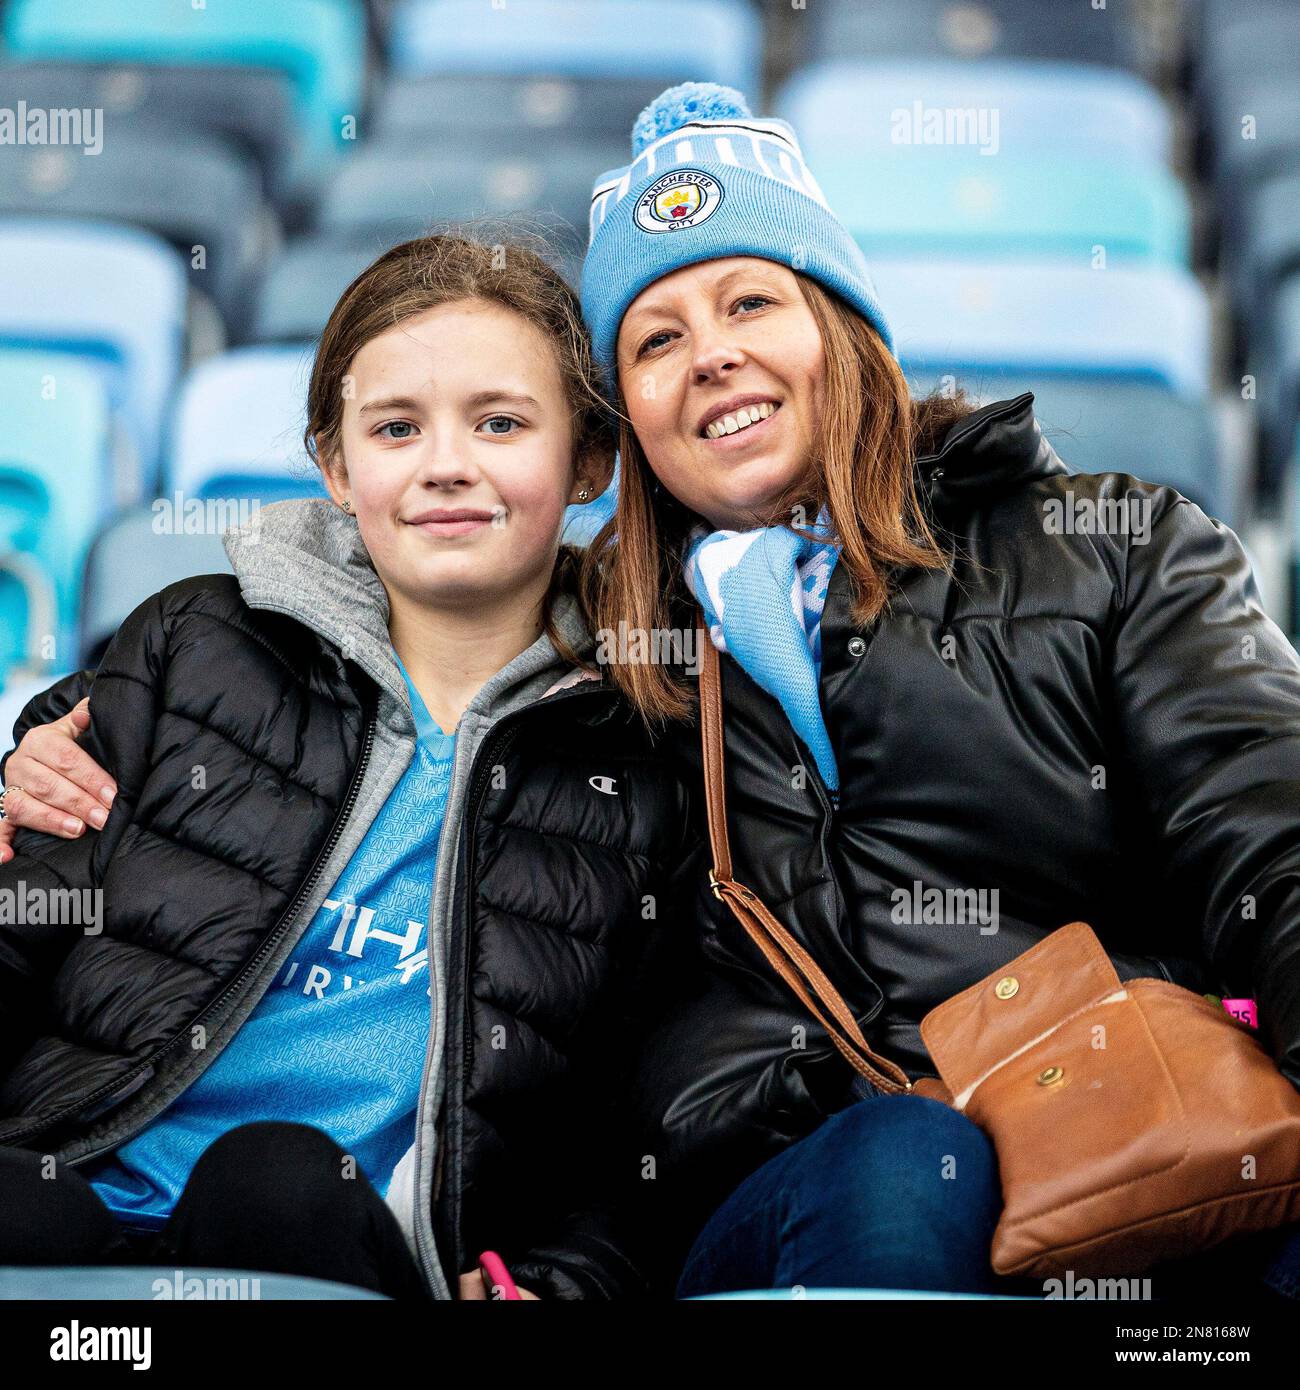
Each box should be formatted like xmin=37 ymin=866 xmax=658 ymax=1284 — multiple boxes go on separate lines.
xmin=698 ymin=398 xmax=783 ymax=447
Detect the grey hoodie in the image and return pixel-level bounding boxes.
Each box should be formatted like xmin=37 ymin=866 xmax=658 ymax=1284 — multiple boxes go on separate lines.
xmin=223 ymin=498 xmax=599 ymax=1299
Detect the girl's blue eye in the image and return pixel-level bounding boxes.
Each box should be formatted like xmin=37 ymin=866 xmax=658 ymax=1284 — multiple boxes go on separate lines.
xmin=736 ymin=295 xmax=771 ymax=312
xmin=481 ymin=416 xmax=519 ymax=435
xmin=639 ymin=332 xmax=672 ymax=357
xmin=378 ymin=421 xmax=415 ymax=440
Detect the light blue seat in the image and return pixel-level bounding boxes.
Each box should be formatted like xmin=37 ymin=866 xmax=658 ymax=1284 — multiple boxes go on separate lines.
xmin=0 ymin=1266 xmax=386 ymax=1300
xmin=0 ymin=348 xmax=114 ymax=672
xmin=77 ymin=506 xmax=234 ymax=664
xmin=0 ymin=552 xmax=57 ymax=690
xmin=390 ymin=0 xmax=761 ymax=91
xmin=2 ymin=0 xmax=367 ymax=187
xmin=818 ymin=150 xmax=1189 ymax=267
xmin=0 ymin=128 xmax=268 ymax=338
xmin=908 ymin=371 xmax=1230 ymax=524
xmin=870 ymin=257 xmax=1210 ymax=398
xmin=779 ymin=60 xmax=1173 ymax=169
xmin=0 ymin=219 xmax=187 ymax=494
xmin=168 ymin=346 xmax=325 ymax=505
xmin=690 ymin=1288 xmax=1035 ymax=1300
xmin=804 ymin=0 xmax=1146 ymax=71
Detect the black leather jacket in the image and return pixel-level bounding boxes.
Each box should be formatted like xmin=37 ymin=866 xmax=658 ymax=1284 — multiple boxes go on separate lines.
xmin=634 ymin=392 xmax=1300 ymax=1275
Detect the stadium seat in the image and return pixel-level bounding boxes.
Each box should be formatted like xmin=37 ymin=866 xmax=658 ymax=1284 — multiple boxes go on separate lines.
xmin=317 ymin=145 xmax=604 ymax=251
xmin=390 ymin=0 xmax=761 ymax=92
xmin=374 ymin=72 xmax=673 ymax=146
xmin=1261 ymin=272 xmax=1300 ymax=490
xmin=907 ymin=371 xmax=1230 ymax=523
xmin=0 ymin=61 xmax=298 ymax=211
xmin=168 ymin=346 xmax=324 ymax=504
xmin=0 ymin=219 xmax=188 ymax=492
xmin=0 ymin=348 xmax=114 ymax=675
xmin=779 ymin=60 xmax=1174 ymax=170
xmin=691 ymin=1288 xmax=1034 ymax=1300
xmin=1234 ymin=172 xmax=1300 ymax=357
xmin=818 ymin=150 xmax=1190 ymax=267
xmin=0 ymin=549 xmax=58 ymax=687
xmin=250 ymin=233 xmax=584 ymax=345
xmin=2 ymin=0 xmax=367 ymax=190
xmin=0 ymin=128 xmax=270 ymax=338
xmin=870 ymin=257 xmax=1211 ymax=398
xmin=1205 ymin=84 xmax=1300 ymax=249
xmin=0 ymin=1266 xmax=387 ymax=1300
xmin=803 ymin=0 xmax=1149 ymax=71
xmin=252 ymin=237 xmax=389 ymax=344
xmin=77 ymin=507 xmax=234 ymax=665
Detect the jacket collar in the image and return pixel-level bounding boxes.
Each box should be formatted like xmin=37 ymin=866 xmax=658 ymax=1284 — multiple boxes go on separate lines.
xmin=820 ymin=392 xmax=1066 ymax=646
xmin=915 ymin=391 xmax=1069 ymax=507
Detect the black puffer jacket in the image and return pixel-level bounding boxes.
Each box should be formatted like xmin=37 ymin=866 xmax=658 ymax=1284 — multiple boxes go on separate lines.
xmin=637 ymin=391 xmax=1300 ymax=1269
xmin=0 ymin=565 xmax=691 ymax=1299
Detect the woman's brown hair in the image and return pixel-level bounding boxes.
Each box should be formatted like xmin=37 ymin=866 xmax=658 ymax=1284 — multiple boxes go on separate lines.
xmin=579 ymin=271 xmax=978 ymax=724
xmin=303 ymin=226 xmax=614 ymax=670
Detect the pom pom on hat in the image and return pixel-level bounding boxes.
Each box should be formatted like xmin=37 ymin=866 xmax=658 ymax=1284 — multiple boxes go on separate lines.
xmin=631 ymin=82 xmax=752 ymax=157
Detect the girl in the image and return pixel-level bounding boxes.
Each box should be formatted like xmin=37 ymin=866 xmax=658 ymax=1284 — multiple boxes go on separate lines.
xmin=0 ymin=232 xmax=689 ymax=1301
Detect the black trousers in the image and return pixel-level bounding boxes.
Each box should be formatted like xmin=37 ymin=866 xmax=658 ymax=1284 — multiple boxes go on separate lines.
xmin=0 ymin=1120 xmax=430 ymax=1301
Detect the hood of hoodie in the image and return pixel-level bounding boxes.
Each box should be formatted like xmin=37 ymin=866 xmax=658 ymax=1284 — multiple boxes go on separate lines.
xmin=220 ymin=498 xmax=598 ymax=722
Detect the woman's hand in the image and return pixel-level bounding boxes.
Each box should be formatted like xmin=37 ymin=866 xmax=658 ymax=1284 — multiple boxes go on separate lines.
xmin=0 ymin=698 xmax=116 ymax=863
xmin=457 ymin=1271 xmax=540 ymax=1300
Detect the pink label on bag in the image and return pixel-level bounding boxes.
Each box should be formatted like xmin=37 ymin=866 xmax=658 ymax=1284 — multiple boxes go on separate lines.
xmin=1222 ymin=998 xmax=1258 ymax=1028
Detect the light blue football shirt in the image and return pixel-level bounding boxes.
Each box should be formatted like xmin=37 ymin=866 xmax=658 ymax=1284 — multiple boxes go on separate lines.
xmin=82 ymin=655 xmax=455 ymax=1231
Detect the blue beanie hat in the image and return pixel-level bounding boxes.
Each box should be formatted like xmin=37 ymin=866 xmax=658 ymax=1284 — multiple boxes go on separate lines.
xmin=581 ymin=81 xmax=895 ymax=385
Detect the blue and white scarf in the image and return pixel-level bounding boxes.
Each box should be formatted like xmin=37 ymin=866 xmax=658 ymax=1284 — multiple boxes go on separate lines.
xmin=684 ymin=508 xmax=841 ymax=795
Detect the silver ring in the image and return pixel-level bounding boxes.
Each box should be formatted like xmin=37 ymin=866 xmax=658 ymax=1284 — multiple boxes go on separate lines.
xmin=0 ymin=785 xmax=23 ymax=822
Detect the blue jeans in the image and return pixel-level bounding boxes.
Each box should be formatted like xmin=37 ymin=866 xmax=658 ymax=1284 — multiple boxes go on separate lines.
xmin=676 ymin=1092 xmax=1300 ymax=1300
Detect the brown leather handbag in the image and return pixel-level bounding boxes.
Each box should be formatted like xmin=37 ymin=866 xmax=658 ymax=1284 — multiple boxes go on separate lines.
xmin=697 ymin=620 xmax=1300 ymax=1279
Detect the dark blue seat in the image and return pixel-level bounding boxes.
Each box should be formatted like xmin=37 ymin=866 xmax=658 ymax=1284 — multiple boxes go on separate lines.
xmin=251 ymin=232 xmax=582 ymax=345
xmin=0 ymin=61 xmax=297 ymax=212
xmin=803 ymin=0 xmax=1148 ymax=71
xmin=0 ymin=128 xmax=271 ymax=338
xmin=316 ymin=144 xmax=608 ymax=253
xmin=373 ymin=72 xmax=675 ymax=146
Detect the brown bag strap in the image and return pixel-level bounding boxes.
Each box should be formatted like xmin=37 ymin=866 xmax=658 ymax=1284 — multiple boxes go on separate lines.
xmin=696 ymin=614 xmax=913 ymax=1096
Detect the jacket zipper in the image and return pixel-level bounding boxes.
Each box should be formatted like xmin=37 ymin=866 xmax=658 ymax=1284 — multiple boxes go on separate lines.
xmin=429 ymin=681 xmax=615 ymax=1286
xmin=7 ymin=711 xmax=378 ymax=1162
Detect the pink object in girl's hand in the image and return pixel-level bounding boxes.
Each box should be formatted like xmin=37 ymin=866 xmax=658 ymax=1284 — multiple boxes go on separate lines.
xmin=1222 ymin=998 xmax=1259 ymax=1029
xmin=478 ymin=1250 xmax=521 ymax=1300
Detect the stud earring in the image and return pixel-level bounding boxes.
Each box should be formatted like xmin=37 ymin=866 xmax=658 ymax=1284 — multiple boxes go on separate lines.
xmin=341 ymin=498 xmax=353 ymax=513
xmin=577 ymin=487 xmax=590 ymax=502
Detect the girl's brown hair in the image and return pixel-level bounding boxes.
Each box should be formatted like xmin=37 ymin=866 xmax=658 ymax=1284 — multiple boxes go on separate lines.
xmin=304 ymin=227 xmax=614 ymax=670
xmin=579 ymin=272 xmax=978 ymax=724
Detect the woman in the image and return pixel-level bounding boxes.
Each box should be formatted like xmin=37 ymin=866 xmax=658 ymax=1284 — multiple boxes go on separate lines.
xmin=575 ymin=84 xmax=1300 ymax=1300
xmin=11 ymin=85 xmax=1300 ymax=1302
xmin=0 ymin=232 xmax=690 ymax=1300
